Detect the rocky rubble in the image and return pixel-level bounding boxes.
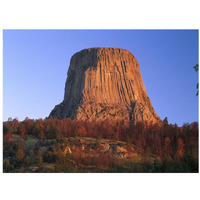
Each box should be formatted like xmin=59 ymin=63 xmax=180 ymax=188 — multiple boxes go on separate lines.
xmin=61 ymin=138 xmax=137 ymax=159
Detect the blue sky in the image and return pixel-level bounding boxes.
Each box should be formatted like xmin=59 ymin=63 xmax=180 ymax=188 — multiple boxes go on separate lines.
xmin=3 ymin=30 xmax=198 ymax=126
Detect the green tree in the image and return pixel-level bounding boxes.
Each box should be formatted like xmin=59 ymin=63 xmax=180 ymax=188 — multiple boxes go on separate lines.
xmin=54 ymin=151 xmax=76 ymax=172
xmin=3 ymin=159 xmax=14 ymax=172
xmin=44 ymin=150 xmax=55 ymax=163
xmin=194 ymin=64 xmax=199 ymax=96
xmin=163 ymin=117 xmax=168 ymax=125
xmin=24 ymin=156 xmax=31 ymax=167
xmin=15 ymin=144 xmax=25 ymax=163
xmin=36 ymin=150 xmax=44 ymax=168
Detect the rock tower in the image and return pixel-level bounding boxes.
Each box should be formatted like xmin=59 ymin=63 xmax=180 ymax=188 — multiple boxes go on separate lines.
xmin=49 ymin=47 xmax=160 ymax=123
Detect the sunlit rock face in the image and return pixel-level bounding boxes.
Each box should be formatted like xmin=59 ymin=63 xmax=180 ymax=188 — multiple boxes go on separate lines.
xmin=49 ymin=47 xmax=160 ymax=123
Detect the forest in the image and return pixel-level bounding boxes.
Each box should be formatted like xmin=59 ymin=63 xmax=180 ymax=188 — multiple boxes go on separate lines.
xmin=3 ymin=117 xmax=198 ymax=173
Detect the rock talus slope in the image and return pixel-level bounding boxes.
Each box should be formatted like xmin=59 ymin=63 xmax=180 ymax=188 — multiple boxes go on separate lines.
xmin=49 ymin=47 xmax=160 ymax=123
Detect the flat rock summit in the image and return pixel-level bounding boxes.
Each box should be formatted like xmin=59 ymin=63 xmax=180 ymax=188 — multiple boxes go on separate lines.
xmin=49 ymin=47 xmax=160 ymax=123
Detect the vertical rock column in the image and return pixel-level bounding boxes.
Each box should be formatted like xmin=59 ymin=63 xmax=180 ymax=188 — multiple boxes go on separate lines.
xmin=49 ymin=47 xmax=160 ymax=123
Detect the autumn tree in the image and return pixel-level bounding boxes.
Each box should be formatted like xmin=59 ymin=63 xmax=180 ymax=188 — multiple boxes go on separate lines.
xmin=175 ymin=138 xmax=185 ymax=160
xmin=12 ymin=118 xmax=19 ymax=134
xmin=73 ymin=146 xmax=82 ymax=167
xmin=164 ymin=137 xmax=172 ymax=158
xmin=24 ymin=117 xmax=34 ymax=135
xmin=19 ymin=123 xmax=26 ymax=138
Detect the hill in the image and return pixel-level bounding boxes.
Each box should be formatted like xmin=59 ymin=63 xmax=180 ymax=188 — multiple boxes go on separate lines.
xmin=3 ymin=118 xmax=198 ymax=173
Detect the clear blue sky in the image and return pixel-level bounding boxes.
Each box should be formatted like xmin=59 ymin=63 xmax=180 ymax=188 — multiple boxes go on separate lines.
xmin=3 ymin=30 xmax=198 ymax=126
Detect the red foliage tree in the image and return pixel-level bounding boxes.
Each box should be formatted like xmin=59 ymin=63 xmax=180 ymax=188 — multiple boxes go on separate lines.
xmin=175 ymin=138 xmax=185 ymax=160
xmin=164 ymin=137 xmax=172 ymax=158
xmin=19 ymin=124 xmax=26 ymax=138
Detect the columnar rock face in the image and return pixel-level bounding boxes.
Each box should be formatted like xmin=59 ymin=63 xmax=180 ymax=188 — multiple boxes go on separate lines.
xmin=49 ymin=47 xmax=160 ymax=123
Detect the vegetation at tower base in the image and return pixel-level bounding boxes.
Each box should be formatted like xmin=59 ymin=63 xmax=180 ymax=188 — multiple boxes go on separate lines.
xmin=3 ymin=117 xmax=198 ymax=173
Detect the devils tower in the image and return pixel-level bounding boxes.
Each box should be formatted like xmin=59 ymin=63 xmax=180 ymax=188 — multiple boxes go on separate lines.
xmin=49 ymin=47 xmax=160 ymax=123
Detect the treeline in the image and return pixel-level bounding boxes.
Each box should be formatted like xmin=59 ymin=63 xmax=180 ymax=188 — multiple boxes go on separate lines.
xmin=3 ymin=117 xmax=198 ymax=172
